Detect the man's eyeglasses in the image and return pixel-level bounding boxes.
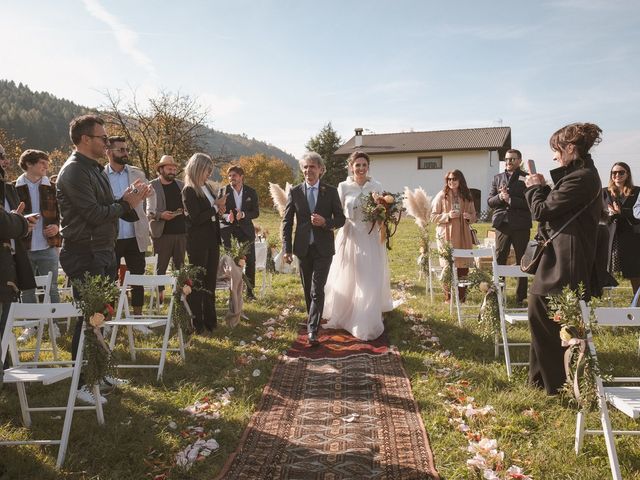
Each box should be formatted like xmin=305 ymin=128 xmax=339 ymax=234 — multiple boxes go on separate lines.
xmin=86 ymin=134 xmax=109 ymax=144
xmin=611 ymin=170 xmax=627 ymax=177
xmin=110 ymin=147 xmax=130 ymax=153
xmin=505 ymin=157 xmax=519 ymax=162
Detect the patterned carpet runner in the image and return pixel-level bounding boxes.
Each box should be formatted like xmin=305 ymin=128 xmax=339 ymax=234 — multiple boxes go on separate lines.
xmin=216 ymin=328 xmax=440 ymax=479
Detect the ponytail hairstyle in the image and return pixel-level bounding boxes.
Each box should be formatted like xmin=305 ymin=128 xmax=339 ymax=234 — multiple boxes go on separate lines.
xmin=549 ymin=122 xmax=602 ymax=167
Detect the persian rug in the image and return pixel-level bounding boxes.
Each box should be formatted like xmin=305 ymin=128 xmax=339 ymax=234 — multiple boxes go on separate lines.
xmin=216 ymin=352 xmax=440 ymax=479
xmin=286 ymin=326 xmax=390 ymax=359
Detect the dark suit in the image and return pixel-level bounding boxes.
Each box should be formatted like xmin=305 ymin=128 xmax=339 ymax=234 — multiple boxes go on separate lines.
xmin=487 ymin=168 xmax=532 ymax=302
xmin=182 ymin=184 xmax=222 ymax=331
xmin=219 ymin=184 xmax=259 ymax=296
xmin=282 ymin=181 xmax=345 ymax=335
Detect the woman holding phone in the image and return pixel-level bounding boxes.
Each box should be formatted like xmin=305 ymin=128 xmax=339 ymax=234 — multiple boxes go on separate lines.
xmin=524 ymin=123 xmax=602 ymax=395
xmin=430 ymin=169 xmax=477 ymax=303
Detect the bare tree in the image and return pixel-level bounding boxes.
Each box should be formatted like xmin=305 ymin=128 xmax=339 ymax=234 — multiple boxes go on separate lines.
xmin=101 ymin=89 xmax=210 ymax=178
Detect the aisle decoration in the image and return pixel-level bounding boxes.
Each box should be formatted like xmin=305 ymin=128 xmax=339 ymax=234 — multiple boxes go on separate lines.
xmin=172 ymin=264 xmax=207 ymax=335
xmin=360 ymin=190 xmax=405 ymax=249
xmin=403 ymin=186 xmax=433 ymax=278
xmin=548 ymin=284 xmax=605 ymax=409
xmin=438 ymin=241 xmax=454 ymax=290
xmin=72 ymin=273 xmax=120 ymax=385
xmin=466 ymin=268 xmax=500 ymax=340
xmin=228 ymin=237 xmax=253 ymax=288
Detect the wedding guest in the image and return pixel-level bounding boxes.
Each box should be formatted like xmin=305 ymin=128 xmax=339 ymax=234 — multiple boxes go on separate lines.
xmin=323 ymin=151 xmax=393 ymax=341
xmin=603 ymin=162 xmax=640 ymax=297
xmin=182 ymin=153 xmax=226 ymax=333
xmin=147 ymin=155 xmax=187 ymax=304
xmin=14 ymin=149 xmax=61 ymax=342
xmin=57 ymin=114 xmax=150 ymax=405
xmin=430 ymin=169 xmax=477 ymax=303
xmin=106 ymin=136 xmax=151 ymax=316
xmin=219 ymin=165 xmax=259 ymax=300
xmin=282 ymin=152 xmax=345 ymax=346
xmin=487 ymin=149 xmax=531 ymax=305
xmin=525 ymin=122 xmax=602 ymax=395
xmin=0 ymin=144 xmax=10 ymax=177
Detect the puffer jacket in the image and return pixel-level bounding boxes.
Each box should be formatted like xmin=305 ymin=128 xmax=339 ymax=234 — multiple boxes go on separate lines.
xmin=56 ymin=151 xmax=138 ymax=251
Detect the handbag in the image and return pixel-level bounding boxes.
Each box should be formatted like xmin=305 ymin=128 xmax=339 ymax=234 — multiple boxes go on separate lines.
xmin=470 ymin=227 xmax=480 ymax=245
xmin=520 ymin=189 xmax=601 ymax=274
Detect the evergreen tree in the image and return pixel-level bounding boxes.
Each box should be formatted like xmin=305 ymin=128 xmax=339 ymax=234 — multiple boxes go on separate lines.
xmin=305 ymin=122 xmax=345 ymax=187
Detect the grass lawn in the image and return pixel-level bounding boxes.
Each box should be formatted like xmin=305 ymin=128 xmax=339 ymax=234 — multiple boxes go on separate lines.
xmin=1 ymin=210 xmax=639 ymax=479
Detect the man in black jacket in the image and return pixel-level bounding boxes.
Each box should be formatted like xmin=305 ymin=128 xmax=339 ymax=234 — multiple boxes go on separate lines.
xmin=487 ymin=149 xmax=532 ymax=304
xmin=56 ymin=114 xmax=150 ymax=405
xmin=219 ymin=165 xmax=259 ymax=299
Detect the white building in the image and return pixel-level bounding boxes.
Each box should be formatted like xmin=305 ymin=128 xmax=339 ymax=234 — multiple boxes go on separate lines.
xmin=334 ymin=127 xmax=512 ymax=214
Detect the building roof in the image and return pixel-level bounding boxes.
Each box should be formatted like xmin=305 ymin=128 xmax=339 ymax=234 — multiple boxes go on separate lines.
xmin=334 ymin=126 xmax=511 ymax=156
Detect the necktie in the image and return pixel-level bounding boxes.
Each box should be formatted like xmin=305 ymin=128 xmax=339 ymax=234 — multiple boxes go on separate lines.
xmin=307 ymin=186 xmax=316 ymax=244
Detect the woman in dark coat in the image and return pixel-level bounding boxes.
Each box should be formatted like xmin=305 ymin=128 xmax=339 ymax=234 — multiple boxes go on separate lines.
xmin=182 ymin=153 xmax=226 ymax=333
xmin=603 ymin=162 xmax=640 ymax=297
xmin=524 ymin=123 xmax=603 ymax=395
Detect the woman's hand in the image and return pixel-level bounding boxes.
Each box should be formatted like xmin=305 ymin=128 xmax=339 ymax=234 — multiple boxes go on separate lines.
xmin=463 ymin=212 xmax=472 ymax=220
xmin=525 ymin=173 xmax=546 ymax=188
xmin=449 ymin=209 xmax=460 ymax=219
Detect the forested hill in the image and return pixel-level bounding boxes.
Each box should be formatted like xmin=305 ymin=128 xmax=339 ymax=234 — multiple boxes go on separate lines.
xmin=0 ymin=79 xmax=297 ymax=167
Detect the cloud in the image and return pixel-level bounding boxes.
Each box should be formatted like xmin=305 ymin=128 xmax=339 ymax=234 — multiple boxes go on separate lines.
xmin=81 ymin=0 xmax=156 ymax=79
xmin=199 ymin=93 xmax=245 ymax=118
xmin=435 ymin=23 xmax=541 ymax=40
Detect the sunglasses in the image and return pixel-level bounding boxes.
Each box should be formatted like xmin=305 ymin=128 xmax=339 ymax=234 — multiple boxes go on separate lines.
xmin=611 ymin=170 xmax=627 ymax=177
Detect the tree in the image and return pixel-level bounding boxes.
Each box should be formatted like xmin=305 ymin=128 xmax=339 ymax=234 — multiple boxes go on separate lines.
xmin=305 ymin=122 xmax=345 ymax=187
xmin=0 ymin=128 xmax=25 ymax=181
xmin=220 ymin=154 xmax=294 ymax=209
xmin=101 ymin=89 xmax=209 ymax=178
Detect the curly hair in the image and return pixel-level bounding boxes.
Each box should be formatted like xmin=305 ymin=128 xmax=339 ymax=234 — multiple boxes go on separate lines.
xmin=549 ymin=122 xmax=602 ymax=167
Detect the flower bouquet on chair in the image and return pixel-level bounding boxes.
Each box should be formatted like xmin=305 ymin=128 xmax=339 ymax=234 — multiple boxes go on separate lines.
xmin=360 ymin=191 xmax=405 ymax=250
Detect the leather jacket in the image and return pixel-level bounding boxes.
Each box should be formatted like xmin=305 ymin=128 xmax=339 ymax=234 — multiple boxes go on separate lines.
xmin=56 ymin=151 xmax=138 ymax=251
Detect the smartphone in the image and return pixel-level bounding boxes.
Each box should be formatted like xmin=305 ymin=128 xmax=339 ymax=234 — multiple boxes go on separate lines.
xmin=24 ymin=213 xmax=40 ymax=220
xmin=527 ymin=159 xmax=537 ymax=175
xmin=173 ymin=209 xmax=183 ymax=216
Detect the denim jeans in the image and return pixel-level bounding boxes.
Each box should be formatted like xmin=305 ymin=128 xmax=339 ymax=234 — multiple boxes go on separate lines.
xmin=21 ymin=247 xmax=60 ymax=304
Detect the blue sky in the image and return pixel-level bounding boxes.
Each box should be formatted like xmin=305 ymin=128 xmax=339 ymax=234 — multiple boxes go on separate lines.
xmin=1 ymin=0 xmax=639 ymax=182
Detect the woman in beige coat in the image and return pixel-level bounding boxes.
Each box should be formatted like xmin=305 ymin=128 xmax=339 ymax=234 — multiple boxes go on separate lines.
xmin=430 ymin=169 xmax=477 ymax=302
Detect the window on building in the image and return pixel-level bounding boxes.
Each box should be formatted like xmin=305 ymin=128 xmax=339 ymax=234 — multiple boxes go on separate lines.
xmin=417 ymin=156 xmax=442 ymax=170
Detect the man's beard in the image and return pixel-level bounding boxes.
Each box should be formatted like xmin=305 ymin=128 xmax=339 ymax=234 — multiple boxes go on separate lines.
xmin=162 ymin=173 xmax=176 ymax=181
xmin=114 ymin=156 xmax=129 ymax=165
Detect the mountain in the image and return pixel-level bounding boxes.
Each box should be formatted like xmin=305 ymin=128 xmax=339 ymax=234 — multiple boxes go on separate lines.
xmin=0 ymin=79 xmax=297 ymax=168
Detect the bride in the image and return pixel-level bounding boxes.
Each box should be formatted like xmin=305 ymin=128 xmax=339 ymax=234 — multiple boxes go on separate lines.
xmin=323 ymin=151 xmax=394 ymax=340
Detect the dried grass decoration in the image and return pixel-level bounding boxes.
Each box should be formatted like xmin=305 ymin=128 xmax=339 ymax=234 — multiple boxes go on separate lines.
xmin=360 ymin=191 xmax=405 ymax=249
xmin=172 ymin=264 xmax=208 ymax=335
xmin=71 ymin=273 xmax=120 ymax=385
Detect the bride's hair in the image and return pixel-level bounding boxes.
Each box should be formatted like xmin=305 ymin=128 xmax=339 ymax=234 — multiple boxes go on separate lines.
xmin=346 ymin=151 xmax=370 ymax=174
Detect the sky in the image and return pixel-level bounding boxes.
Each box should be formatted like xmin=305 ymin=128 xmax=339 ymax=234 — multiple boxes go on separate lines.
xmin=1 ymin=0 xmax=640 ymax=183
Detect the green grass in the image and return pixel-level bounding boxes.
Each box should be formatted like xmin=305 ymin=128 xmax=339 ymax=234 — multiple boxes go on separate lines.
xmin=2 ymin=210 xmax=640 ymax=479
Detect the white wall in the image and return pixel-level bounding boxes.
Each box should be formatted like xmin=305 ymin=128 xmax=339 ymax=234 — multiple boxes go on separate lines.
xmin=368 ymin=150 xmax=500 ymax=210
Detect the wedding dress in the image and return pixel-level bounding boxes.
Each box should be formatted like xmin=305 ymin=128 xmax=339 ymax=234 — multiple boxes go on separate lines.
xmin=323 ymin=177 xmax=393 ymax=340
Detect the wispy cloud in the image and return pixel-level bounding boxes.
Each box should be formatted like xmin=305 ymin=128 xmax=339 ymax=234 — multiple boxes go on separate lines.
xmin=81 ymin=0 xmax=156 ymax=78
xmin=543 ymin=0 xmax=627 ymax=11
xmin=435 ymin=23 xmax=541 ymax=40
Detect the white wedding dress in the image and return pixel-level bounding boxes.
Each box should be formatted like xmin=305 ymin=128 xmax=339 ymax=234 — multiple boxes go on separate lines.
xmin=323 ymin=177 xmax=394 ymax=340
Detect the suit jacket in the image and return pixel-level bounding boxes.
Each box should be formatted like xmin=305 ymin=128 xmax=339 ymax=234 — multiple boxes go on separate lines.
xmin=124 ymin=166 xmax=151 ymax=252
xmin=487 ymin=169 xmax=532 ymax=231
xmin=182 ymin=183 xmax=222 ymax=250
xmin=14 ymin=174 xmax=62 ymax=249
xmin=219 ymin=184 xmax=259 ymax=240
xmin=147 ymin=177 xmax=185 ymax=238
xmin=282 ymin=181 xmax=345 ymax=258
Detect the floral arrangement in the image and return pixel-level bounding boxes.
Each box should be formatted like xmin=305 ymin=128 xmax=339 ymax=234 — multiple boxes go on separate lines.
xmin=438 ymin=241 xmax=454 ymax=289
xmin=547 ymin=284 xmax=604 ymax=409
xmin=417 ymin=228 xmax=430 ymax=277
xmin=255 ymin=225 xmax=278 ymax=274
xmin=360 ymin=190 xmax=405 ymax=249
xmin=465 ymin=268 xmax=500 ymax=340
xmin=172 ymin=264 xmax=208 ymax=335
xmin=71 ymin=273 xmax=120 ymax=385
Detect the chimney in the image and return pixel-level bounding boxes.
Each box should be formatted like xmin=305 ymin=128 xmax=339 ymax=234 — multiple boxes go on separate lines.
xmin=354 ymin=128 xmax=363 ymax=148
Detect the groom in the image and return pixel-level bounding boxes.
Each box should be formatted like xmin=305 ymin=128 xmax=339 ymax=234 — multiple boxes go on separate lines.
xmin=282 ymin=152 xmax=345 ymax=346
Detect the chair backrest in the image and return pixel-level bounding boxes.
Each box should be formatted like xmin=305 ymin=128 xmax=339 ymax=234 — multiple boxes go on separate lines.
xmin=493 ymin=264 xmax=532 ymax=279
xmin=591 ymin=306 xmax=640 ymax=328
xmin=122 ymin=272 xmax=176 ymax=289
xmin=2 ymin=302 xmax=82 ymax=364
xmin=632 ymin=287 xmax=640 ymax=308
xmin=452 ymin=247 xmax=494 ymax=259
xmin=255 ymin=242 xmax=268 ymax=270
xmin=33 ymin=272 xmax=53 ymax=303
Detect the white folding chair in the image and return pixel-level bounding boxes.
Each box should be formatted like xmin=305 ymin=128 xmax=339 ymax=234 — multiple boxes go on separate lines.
xmin=15 ymin=272 xmax=60 ymax=361
xmin=254 ymin=241 xmax=272 ymax=296
xmin=106 ymin=272 xmax=183 ymax=381
xmin=424 ymin=242 xmax=442 ymax=303
xmin=574 ymin=301 xmax=640 ymax=480
xmin=120 ymin=254 xmax=161 ymax=312
xmin=1 ymin=302 xmax=104 ymax=468
xmin=491 ymin=261 xmax=533 ymax=378
xmin=451 ymin=247 xmax=494 ymax=326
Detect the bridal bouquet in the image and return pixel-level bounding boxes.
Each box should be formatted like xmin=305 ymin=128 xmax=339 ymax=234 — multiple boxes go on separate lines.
xmin=360 ymin=191 xmax=405 ymax=249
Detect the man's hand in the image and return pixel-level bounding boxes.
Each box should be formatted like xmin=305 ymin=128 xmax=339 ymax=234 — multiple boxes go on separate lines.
xmin=228 ymin=209 xmax=235 ymax=223
xmin=160 ymin=211 xmax=176 ymax=221
xmin=123 ymin=179 xmax=152 ymax=208
xmin=283 ymin=253 xmax=293 ymax=264
xmin=311 ymin=213 xmax=326 ymax=227
xmin=498 ymin=186 xmax=510 ymax=203
xmin=236 ymin=209 xmax=245 ymax=220
xmin=44 ymin=224 xmax=59 ymax=237
xmin=215 ymin=194 xmax=227 ymax=214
